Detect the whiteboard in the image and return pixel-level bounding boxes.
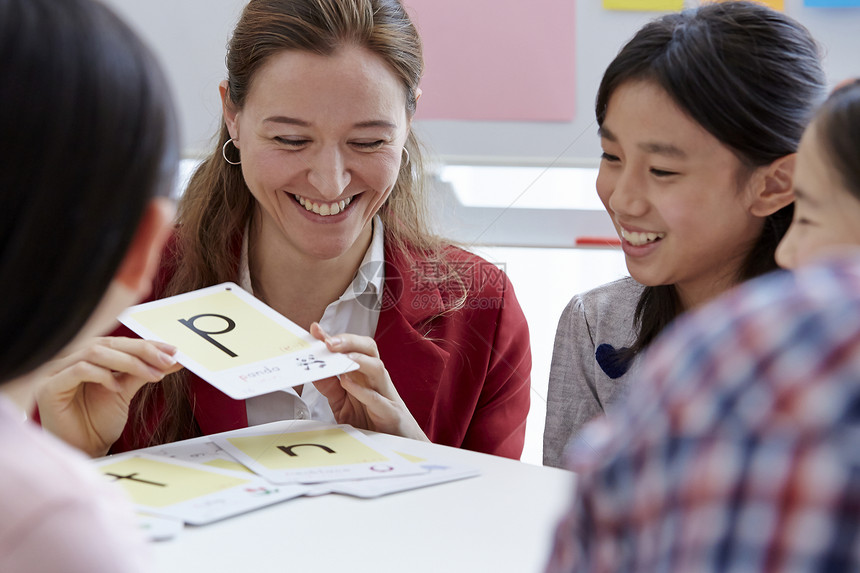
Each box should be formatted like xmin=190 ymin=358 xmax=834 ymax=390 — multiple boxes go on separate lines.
xmin=101 ymin=0 xmax=860 ymax=163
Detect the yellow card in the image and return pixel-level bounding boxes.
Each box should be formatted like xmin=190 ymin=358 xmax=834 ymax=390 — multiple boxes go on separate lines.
xmin=395 ymin=451 xmax=427 ymax=463
xmin=212 ymin=423 xmax=428 ymax=484
xmin=204 ymin=458 xmax=254 ymax=474
xmin=603 ymin=0 xmax=683 ymax=10
xmin=119 ymin=283 xmax=359 ymax=399
xmin=100 ymin=456 xmax=249 ymax=508
xmin=226 ymin=428 xmax=389 ymax=470
xmin=95 ymin=453 xmax=309 ymax=525
xmin=703 ymin=0 xmax=783 ymax=9
xmin=128 ymin=289 xmax=308 ymax=372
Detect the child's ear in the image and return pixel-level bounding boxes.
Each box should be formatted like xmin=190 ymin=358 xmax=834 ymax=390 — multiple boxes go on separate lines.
xmin=749 ymin=154 xmax=796 ymax=217
xmin=114 ymin=198 xmax=175 ymax=298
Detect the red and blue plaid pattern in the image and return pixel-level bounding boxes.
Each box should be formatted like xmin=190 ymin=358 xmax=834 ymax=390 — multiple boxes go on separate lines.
xmin=547 ymin=255 xmax=860 ymax=572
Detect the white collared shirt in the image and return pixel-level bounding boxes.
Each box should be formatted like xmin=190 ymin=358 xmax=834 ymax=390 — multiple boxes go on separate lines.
xmin=242 ymin=216 xmax=385 ymax=425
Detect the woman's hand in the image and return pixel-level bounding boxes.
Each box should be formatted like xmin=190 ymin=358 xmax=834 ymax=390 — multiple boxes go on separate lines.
xmin=35 ymin=336 xmax=183 ymax=457
xmin=310 ymin=323 xmax=429 ymax=442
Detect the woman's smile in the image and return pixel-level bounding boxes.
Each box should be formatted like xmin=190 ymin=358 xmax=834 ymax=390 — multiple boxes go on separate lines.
xmin=293 ymin=193 xmax=356 ymax=216
xmin=224 ymin=45 xmax=410 ymax=262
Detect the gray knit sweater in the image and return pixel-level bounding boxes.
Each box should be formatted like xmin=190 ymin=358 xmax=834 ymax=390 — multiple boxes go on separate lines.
xmin=543 ymin=277 xmax=644 ymax=468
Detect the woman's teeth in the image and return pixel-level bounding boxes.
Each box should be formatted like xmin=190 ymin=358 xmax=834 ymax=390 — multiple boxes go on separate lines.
xmin=295 ymin=195 xmax=352 ymax=216
xmin=621 ymin=228 xmax=665 ymax=246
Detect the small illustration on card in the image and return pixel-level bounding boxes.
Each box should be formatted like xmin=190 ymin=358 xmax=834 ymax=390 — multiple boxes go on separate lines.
xmin=119 ymin=282 xmax=358 ymax=399
xmin=326 ymin=449 xmax=480 ymax=498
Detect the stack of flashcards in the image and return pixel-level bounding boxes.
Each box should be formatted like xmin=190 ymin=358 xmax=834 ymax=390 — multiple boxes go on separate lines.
xmin=94 ymin=421 xmax=479 ymax=527
xmin=119 ymin=282 xmax=359 ymax=399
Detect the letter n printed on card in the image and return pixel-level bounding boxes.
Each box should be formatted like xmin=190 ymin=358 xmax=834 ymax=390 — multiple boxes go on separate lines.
xmin=119 ymin=282 xmax=358 ymax=399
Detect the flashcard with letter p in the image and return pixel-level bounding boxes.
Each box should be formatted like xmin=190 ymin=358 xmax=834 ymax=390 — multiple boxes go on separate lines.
xmin=119 ymin=282 xmax=358 ymax=399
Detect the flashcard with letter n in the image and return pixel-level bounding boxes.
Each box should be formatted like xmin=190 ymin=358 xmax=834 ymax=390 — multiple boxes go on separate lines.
xmin=211 ymin=423 xmax=428 ymax=484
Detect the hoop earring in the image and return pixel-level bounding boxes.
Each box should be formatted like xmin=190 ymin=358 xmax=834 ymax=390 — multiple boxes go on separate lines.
xmin=402 ymin=147 xmax=410 ymax=166
xmin=222 ymin=138 xmax=241 ymax=165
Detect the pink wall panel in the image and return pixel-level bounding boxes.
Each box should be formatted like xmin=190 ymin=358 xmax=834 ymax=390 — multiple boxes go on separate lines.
xmin=404 ymin=0 xmax=576 ymax=122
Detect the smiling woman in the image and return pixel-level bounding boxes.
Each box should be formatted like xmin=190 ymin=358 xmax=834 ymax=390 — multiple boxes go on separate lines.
xmin=221 ymin=45 xmax=410 ymax=276
xmin=543 ymin=1 xmax=827 ymax=468
xmin=36 ymin=0 xmax=532 ymax=462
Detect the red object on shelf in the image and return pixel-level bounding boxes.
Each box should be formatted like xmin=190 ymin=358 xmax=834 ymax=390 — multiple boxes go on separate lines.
xmin=575 ymin=236 xmax=621 ymax=247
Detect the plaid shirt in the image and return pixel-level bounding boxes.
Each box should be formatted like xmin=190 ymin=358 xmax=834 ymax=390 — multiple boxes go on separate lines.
xmin=546 ymin=256 xmax=860 ymax=572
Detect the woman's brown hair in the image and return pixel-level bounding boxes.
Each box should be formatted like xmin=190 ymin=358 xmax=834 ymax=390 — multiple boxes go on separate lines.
xmin=131 ymin=0 xmax=464 ymax=446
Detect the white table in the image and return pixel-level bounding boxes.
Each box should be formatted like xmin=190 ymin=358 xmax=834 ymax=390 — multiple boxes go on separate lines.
xmin=147 ymin=429 xmax=575 ymax=573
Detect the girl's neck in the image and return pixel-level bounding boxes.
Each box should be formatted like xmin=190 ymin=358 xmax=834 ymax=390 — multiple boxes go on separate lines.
xmin=247 ymin=214 xmax=372 ymax=330
xmin=674 ymin=268 xmax=740 ymax=311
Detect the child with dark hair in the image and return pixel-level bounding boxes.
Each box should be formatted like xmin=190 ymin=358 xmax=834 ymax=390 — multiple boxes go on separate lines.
xmin=776 ymin=80 xmax=860 ymax=268
xmin=0 ymin=0 xmax=179 ymax=569
xmin=544 ymin=80 xmax=860 ymax=572
xmin=544 ymin=1 xmax=826 ymax=467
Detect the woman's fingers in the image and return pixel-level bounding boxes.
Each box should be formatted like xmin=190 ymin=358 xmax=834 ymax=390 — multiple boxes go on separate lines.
xmin=37 ymin=337 xmax=183 ymax=457
xmin=101 ymin=337 xmax=178 ymax=373
xmin=343 ymin=352 xmax=390 ymax=390
xmin=339 ymin=372 xmax=428 ymax=442
xmin=338 ymin=373 xmax=386 ymax=407
xmin=58 ymin=360 xmax=123 ymax=393
xmin=309 ymin=322 xmax=327 ymax=343
xmin=310 ymin=323 xmax=382 ymax=359
xmin=327 ymin=335 xmax=380 ymax=359
xmin=312 ymin=375 xmax=344 ymax=401
xmin=308 ymin=325 xmax=426 ymax=439
xmin=45 ymin=337 xmax=180 ymax=400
